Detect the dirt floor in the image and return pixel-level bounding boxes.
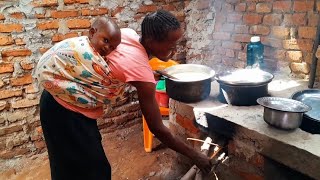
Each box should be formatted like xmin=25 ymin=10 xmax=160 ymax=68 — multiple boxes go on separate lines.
xmin=0 ymin=123 xmax=190 ymax=180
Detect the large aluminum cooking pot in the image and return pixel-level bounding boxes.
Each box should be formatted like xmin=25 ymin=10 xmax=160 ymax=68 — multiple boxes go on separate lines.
xmin=215 ymin=68 xmax=274 ymax=106
xmin=162 ymin=64 xmax=215 ymax=103
xmin=257 ymin=97 xmax=312 ymax=130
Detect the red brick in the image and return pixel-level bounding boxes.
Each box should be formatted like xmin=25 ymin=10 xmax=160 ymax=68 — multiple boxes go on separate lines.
xmin=215 ymin=46 xmax=226 ymax=55
xmin=306 ymin=53 xmax=313 ymax=64
xmin=37 ymin=20 xmax=59 ymax=30
xmin=162 ymin=5 xmax=176 ymax=11
xmin=10 ymin=74 xmax=33 ymax=86
xmin=222 ymin=57 xmax=237 ymax=67
xmin=51 ymin=10 xmax=79 ymax=18
xmin=290 ymin=62 xmax=310 ymax=74
xmin=213 ymin=1 xmax=222 ymax=11
xmin=228 ymin=140 xmax=236 ymax=154
xmin=64 ymin=0 xmax=89 ymax=4
xmin=232 ymin=34 xmax=251 ymax=42
xmin=235 ymin=25 xmax=249 ymax=34
xmin=196 ymin=0 xmax=211 ymax=10
xmin=261 ymin=37 xmax=282 ymax=48
xmin=0 ymin=148 xmax=29 ymax=159
xmin=247 ymin=3 xmax=256 ymax=12
xmin=274 ymin=50 xmax=286 ymax=60
xmin=0 ymin=35 xmax=14 ymax=46
xmin=0 ymin=89 xmax=22 ymax=100
xmin=283 ymin=14 xmax=306 ymax=26
xmin=286 ymin=51 xmax=303 ymax=62
xmin=52 ymin=32 xmax=79 ymax=42
xmin=81 ymin=8 xmax=108 ymax=16
xmin=35 ymin=13 xmax=45 ymax=19
xmin=238 ymin=52 xmax=247 ymax=61
xmin=36 ymin=127 xmax=43 ymax=134
xmin=226 ymin=49 xmax=235 ymax=58
xmin=272 ymin=26 xmax=290 ymax=39
xmin=175 ymin=114 xmax=199 ymax=134
xmin=0 ymin=125 xmax=23 ymax=136
xmin=222 ymin=41 xmax=242 ymax=50
xmin=222 ymin=3 xmax=234 ymax=12
xmin=235 ymin=170 xmax=263 ymax=180
xmin=39 ymin=47 xmax=50 ymax=54
xmin=212 ymin=32 xmax=231 ymax=40
xmin=273 ymin=1 xmax=291 ymax=12
xmin=283 ymin=39 xmax=313 ymax=52
xmin=222 ymin=23 xmax=234 ymax=32
xmin=249 ymin=25 xmax=270 ymax=35
xmin=298 ymin=27 xmax=317 ymax=39
xmin=67 ymin=19 xmax=91 ymax=29
xmin=262 ymin=46 xmax=286 ymax=60
xmin=9 ymin=12 xmax=25 ymax=19
xmin=81 ymin=31 xmax=89 ymax=36
xmin=11 ymin=98 xmax=39 ymax=108
xmin=0 ymin=23 xmax=23 ymax=33
xmin=34 ymin=140 xmax=46 ymax=149
xmin=227 ymin=13 xmax=242 ymax=23
xmin=137 ymin=5 xmax=158 ymax=13
xmin=14 ymin=38 xmax=25 ymax=45
xmin=20 ymin=61 xmax=34 ymax=70
xmin=174 ymin=12 xmax=185 ymax=22
xmin=308 ymin=13 xmax=319 ymax=26
xmin=243 ymin=14 xmax=262 ymax=25
xmin=0 ymin=13 xmax=5 ymax=20
xmin=256 ymin=3 xmax=272 ymax=13
xmin=263 ymin=14 xmax=282 ymax=26
xmin=1 ymin=49 xmax=32 ymax=57
xmin=249 ymin=153 xmax=265 ymax=168
xmin=32 ymin=0 xmax=58 ymax=7
xmin=317 ymin=46 xmax=320 ymax=58
xmin=293 ymin=1 xmax=314 ymax=12
xmin=235 ymin=3 xmax=246 ymax=12
xmin=111 ymin=7 xmax=124 ymax=17
xmin=25 ymin=84 xmax=39 ymax=94
xmin=215 ymin=12 xmax=227 ymax=22
xmin=0 ymin=63 xmax=14 ymax=73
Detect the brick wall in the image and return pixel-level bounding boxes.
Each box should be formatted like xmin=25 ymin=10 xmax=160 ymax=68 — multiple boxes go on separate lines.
xmin=185 ymin=0 xmax=320 ymax=80
xmin=0 ymin=0 xmax=185 ymax=159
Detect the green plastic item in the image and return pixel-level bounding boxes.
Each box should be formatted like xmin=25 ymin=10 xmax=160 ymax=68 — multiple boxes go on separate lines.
xmin=156 ymin=79 xmax=166 ymax=91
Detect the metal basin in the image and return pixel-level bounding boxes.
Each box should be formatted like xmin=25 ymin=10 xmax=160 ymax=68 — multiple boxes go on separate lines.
xmin=257 ymin=97 xmax=312 ymax=130
xmin=291 ymin=89 xmax=320 ymax=134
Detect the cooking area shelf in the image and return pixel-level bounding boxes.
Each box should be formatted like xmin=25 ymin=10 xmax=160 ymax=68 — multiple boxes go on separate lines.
xmin=172 ymin=74 xmax=320 ymax=180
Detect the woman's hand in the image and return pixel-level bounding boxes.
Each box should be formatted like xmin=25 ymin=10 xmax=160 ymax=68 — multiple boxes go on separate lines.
xmin=192 ymin=152 xmax=212 ymax=174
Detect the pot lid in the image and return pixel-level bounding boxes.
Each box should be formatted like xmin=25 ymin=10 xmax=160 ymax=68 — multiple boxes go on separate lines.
xmin=215 ymin=68 xmax=274 ymax=86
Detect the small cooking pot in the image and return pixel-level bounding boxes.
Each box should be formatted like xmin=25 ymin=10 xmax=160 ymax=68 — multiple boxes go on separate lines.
xmin=216 ymin=69 xmax=274 ymax=106
xmin=162 ymin=64 xmax=215 ymax=103
xmin=257 ymin=97 xmax=312 ymax=130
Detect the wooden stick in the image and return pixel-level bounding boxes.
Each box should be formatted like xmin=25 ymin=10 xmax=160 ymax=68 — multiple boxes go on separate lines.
xmin=187 ymin=138 xmax=219 ymax=146
xmin=210 ymin=146 xmax=223 ymax=159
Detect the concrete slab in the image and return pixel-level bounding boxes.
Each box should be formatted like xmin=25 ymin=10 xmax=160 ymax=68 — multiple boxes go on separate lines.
xmin=173 ymin=74 xmax=320 ymax=179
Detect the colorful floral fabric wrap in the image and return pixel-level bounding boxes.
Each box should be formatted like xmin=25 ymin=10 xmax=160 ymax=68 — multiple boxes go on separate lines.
xmin=34 ymin=36 xmax=129 ymax=109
